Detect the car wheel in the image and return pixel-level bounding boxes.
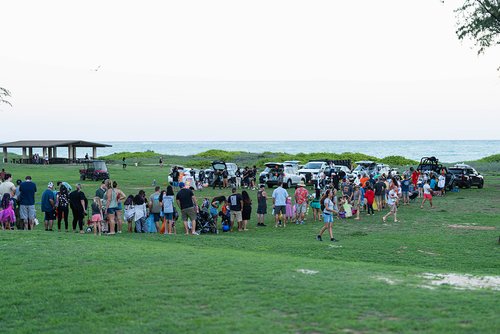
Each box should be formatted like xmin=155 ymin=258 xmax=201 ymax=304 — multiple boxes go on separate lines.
xmin=286 ymin=180 xmax=292 ymax=189
xmin=80 ymin=175 xmax=85 ymax=181
xmin=478 ymin=182 xmax=484 ymax=189
xmin=465 ymin=181 xmax=471 ymax=189
xmin=268 ymin=184 xmax=273 ymax=189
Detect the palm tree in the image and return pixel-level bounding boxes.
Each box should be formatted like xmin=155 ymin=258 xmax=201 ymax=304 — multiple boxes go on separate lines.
xmin=0 ymin=87 xmax=12 ymax=106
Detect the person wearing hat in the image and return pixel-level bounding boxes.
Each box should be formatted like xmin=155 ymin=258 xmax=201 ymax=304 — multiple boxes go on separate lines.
xmin=294 ymin=181 xmax=309 ymax=224
xmin=19 ymin=176 xmax=37 ymax=230
xmin=41 ymin=182 xmax=56 ymax=231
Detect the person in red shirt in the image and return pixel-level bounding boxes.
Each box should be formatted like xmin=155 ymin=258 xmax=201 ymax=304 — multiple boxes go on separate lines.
xmin=411 ymin=167 xmax=420 ymax=188
xmin=364 ymin=185 xmax=375 ymax=215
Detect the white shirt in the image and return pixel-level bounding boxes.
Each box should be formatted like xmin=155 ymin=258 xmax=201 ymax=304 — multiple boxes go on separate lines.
xmin=423 ymin=183 xmax=432 ymax=195
xmin=0 ymin=180 xmax=16 ymax=197
xmin=387 ymin=189 xmax=398 ymax=205
xmin=438 ymin=175 xmax=446 ymax=188
xmin=134 ymin=203 xmax=147 ymax=221
xmin=272 ymin=187 xmax=288 ymax=206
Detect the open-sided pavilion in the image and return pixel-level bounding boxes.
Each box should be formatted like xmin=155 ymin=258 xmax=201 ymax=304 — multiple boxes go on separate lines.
xmin=0 ymin=140 xmax=111 ymax=164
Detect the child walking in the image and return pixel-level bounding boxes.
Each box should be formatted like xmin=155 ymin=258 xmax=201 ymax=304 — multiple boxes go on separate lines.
xmin=310 ymin=189 xmax=321 ymax=222
xmin=124 ymin=195 xmax=135 ymax=233
xmin=285 ymin=196 xmax=294 ymax=224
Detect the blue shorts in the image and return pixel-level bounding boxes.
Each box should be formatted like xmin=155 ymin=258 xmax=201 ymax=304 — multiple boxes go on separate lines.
xmin=107 ymin=208 xmax=116 ymax=214
xmin=173 ymin=181 xmax=179 ymax=187
xmin=323 ymin=213 xmax=333 ymax=223
xmin=209 ymin=207 xmax=218 ymax=217
xmin=163 ymin=212 xmax=173 ymax=220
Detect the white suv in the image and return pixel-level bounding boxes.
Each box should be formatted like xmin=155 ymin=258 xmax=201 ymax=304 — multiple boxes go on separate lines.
xmin=298 ymin=161 xmax=328 ymax=184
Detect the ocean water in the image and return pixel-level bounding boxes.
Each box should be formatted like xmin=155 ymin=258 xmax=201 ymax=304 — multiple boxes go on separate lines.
xmin=6 ymin=140 xmax=498 ymax=163
xmin=97 ymin=140 xmax=499 ymax=163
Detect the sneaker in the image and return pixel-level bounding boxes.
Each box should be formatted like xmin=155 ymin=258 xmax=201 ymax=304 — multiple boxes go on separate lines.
xmin=331 ymin=238 xmax=339 ymax=242
xmin=316 ymin=235 xmax=322 ymax=241
xmin=261 ymin=223 xmax=267 ymax=227
xmin=192 ymin=231 xmax=200 ymax=235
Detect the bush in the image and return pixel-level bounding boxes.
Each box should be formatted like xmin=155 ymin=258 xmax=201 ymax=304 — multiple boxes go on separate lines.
xmin=379 ymin=155 xmax=418 ymax=166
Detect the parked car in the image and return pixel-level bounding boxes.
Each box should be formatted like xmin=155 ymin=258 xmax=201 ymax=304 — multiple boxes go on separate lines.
xmin=263 ymin=162 xmax=305 ymax=188
xmin=416 ymin=157 xmax=455 ymax=190
xmin=298 ymin=161 xmax=328 ymax=184
xmin=449 ymin=164 xmax=484 ymax=189
xmin=352 ymin=161 xmax=391 ymax=177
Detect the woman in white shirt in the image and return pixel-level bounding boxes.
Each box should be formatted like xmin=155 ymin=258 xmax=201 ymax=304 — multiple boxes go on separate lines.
xmin=383 ymin=184 xmax=399 ymax=223
xmin=316 ymin=189 xmax=339 ymax=242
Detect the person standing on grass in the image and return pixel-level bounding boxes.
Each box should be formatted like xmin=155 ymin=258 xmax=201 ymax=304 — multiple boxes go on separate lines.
xmin=438 ymin=170 xmax=446 ymax=196
xmin=373 ymin=178 xmax=385 ymax=211
xmin=161 ymin=186 xmax=175 ymax=234
xmin=19 ymin=176 xmax=37 ymax=230
xmin=401 ymin=175 xmax=411 ymax=205
xmin=176 ymin=182 xmax=199 ymax=235
xmin=0 ymin=193 xmax=16 ymax=230
xmin=41 ymin=182 xmax=56 ymax=231
xmin=228 ymin=187 xmax=243 ymax=231
xmin=365 ymin=185 xmax=375 ymax=215
xmin=383 ymin=184 xmax=399 ymax=223
xmin=421 ymin=179 xmax=434 ymax=209
xmin=69 ymin=184 xmax=87 ymax=234
xmin=310 ymin=188 xmax=322 ymax=222
xmin=272 ymin=182 xmax=288 ymax=228
xmin=241 ymin=190 xmax=252 ymax=231
xmin=0 ymin=173 xmax=16 ymax=198
xmin=90 ymin=197 xmax=103 ymax=235
xmin=256 ymin=184 xmax=267 ymax=227
xmin=149 ymin=186 xmax=162 ymax=232
xmin=134 ymin=190 xmax=147 ymax=233
xmin=352 ymin=185 xmax=361 ymax=220
xmin=113 ymin=181 xmax=126 ymax=233
xmin=294 ymin=181 xmax=309 ymax=224
xmin=104 ymin=179 xmax=118 ymax=235
xmin=411 ymin=167 xmax=419 ymax=189
xmin=317 ymin=189 xmax=339 ymax=242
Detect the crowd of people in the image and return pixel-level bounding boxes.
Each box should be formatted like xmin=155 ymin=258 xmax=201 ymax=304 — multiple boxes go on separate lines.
xmin=0 ymin=166 xmax=446 ymax=242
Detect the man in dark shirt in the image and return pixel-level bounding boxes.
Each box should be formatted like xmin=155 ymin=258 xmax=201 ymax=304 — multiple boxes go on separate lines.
xmin=69 ymin=184 xmax=87 ymax=233
xmin=176 ymin=182 xmax=198 ymax=235
xmin=374 ymin=178 xmax=386 ymax=211
xmin=19 ymin=175 xmax=37 ymax=230
xmin=227 ymin=187 xmax=243 ymax=231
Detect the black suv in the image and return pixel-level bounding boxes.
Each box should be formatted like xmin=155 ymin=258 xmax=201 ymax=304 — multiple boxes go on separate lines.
xmin=448 ymin=164 xmax=484 ymax=189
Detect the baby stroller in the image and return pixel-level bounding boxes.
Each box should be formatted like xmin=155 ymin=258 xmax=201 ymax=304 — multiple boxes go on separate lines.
xmin=196 ymin=209 xmax=218 ymax=234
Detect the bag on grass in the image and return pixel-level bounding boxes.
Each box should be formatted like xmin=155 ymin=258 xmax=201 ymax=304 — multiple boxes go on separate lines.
xmin=160 ymin=220 xmax=166 ymax=234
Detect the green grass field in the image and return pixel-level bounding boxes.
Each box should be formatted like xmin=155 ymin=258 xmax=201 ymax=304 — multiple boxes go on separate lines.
xmin=1 ymin=163 xmax=499 ymax=333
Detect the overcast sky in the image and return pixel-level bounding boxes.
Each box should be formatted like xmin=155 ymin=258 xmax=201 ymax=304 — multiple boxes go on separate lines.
xmin=1 ymin=0 xmax=499 ymax=141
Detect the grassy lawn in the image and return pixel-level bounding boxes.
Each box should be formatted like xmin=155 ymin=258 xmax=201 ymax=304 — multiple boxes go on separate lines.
xmin=0 ymin=163 xmax=499 ymax=333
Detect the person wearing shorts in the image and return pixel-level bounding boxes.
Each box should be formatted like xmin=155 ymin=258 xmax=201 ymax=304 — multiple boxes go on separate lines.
xmin=421 ymin=180 xmax=434 ymax=209
xmin=19 ymin=176 xmax=37 ymax=230
xmin=317 ymin=189 xmax=339 ymax=242
xmin=41 ymin=182 xmax=56 ymax=231
xmin=272 ymin=182 xmax=288 ymax=227
xmin=228 ymin=188 xmax=243 ymax=231
xmin=294 ymin=181 xmax=309 ymax=224
xmin=176 ymin=182 xmax=199 ymax=235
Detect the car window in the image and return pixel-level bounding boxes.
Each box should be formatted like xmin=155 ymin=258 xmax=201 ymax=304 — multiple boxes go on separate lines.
xmin=304 ymin=162 xmax=324 ymax=169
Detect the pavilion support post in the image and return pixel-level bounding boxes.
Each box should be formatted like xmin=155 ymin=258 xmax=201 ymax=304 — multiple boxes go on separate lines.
xmin=68 ymin=145 xmax=73 ymax=161
xmin=43 ymin=147 xmax=47 ymax=158
xmin=2 ymin=147 xmax=7 ymax=163
xmin=72 ymin=147 xmax=77 ymax=162
xmin=22 ymin=147 xmax=27 ymax=159
xmin=48 ymin=147 xmax=53 ymax=159
xmin=53 ymin=147 xmax=58 ymax=158
xmin=28 ymin=147 xmax=33 ymax=160
xmin=92 ymin=147 xmax=97 ymax=159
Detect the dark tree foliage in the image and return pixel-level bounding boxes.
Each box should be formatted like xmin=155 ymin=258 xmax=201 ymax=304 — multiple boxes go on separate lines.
xmin=455 ymin=0 xmax=500 ymax=55
xmin=0 ymin=87 xmax=12 ymax=107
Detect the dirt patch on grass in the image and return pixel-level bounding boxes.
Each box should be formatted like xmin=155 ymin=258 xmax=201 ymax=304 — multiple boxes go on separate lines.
xmin=374 ymin=276 xmax=400 ymax=285
xmin=296 ymin=269 xmax=319 ymax=275
xmin=448 ymin=224 xmax=495 ymax=230
xmin=421 ymin=273 xmax=500 ymax=291
xmin=417 ymin=250 xmax=439 ymax=256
